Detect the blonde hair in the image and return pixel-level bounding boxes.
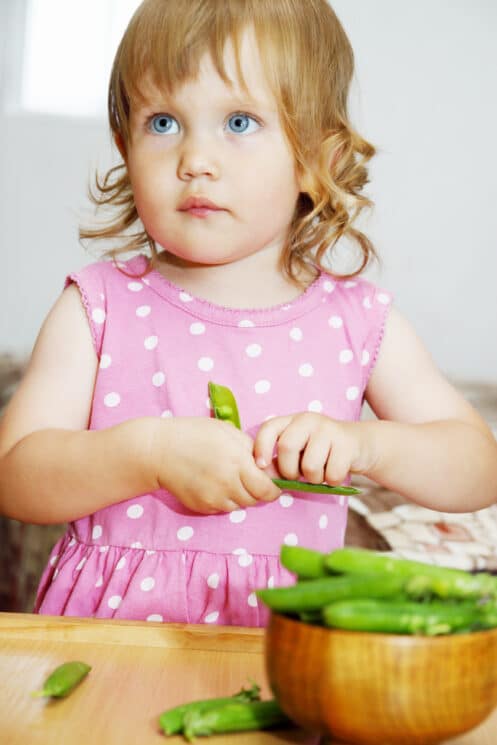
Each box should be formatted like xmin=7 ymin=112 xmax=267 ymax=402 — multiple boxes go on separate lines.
xmin=80 ymin=0 xmax=377 ymax=283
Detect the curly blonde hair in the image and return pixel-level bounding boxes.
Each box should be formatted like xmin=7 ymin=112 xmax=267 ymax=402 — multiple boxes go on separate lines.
xmin=80 ymin=0 xmax=377 ymax=284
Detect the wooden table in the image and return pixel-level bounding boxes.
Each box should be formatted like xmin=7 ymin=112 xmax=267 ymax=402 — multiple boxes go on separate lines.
xmin=1 ymin=612 xmax=497 ymax=745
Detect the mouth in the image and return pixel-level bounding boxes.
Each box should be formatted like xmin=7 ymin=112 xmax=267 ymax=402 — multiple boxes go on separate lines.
xmin=178 ymin=196 xmax=225 ymax=217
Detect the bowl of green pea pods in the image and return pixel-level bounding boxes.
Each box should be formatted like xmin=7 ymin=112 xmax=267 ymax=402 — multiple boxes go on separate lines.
xmin=259 ymin=546 xmax=497 ymax=745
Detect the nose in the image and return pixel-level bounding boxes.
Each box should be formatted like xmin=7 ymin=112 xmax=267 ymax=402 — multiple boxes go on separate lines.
xmin=178 ymin=136 xmax=220 ymax=181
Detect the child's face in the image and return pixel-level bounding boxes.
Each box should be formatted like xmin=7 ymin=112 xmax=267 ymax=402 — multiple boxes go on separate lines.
xmin=124 ymin=28 xmax=303 ymax=268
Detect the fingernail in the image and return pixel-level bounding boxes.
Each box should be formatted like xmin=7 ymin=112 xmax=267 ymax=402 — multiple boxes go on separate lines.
xmin=256 ymin=456 xmax=267 ymax=468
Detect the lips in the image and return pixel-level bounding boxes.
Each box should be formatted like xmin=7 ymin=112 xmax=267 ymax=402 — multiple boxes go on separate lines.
xmin=179 ymin=196 xmax=223 ymax=211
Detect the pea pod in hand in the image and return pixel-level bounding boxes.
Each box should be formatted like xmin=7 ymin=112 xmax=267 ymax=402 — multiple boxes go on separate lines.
xmin=208 ymin=381 xmax=360 ymax=497
xmin=31 ymin=661 xmax=91 ymax=698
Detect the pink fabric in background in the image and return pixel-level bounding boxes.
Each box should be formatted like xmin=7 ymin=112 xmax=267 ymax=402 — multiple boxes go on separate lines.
xmin=34 ymin=255 xmax=391 ymax=626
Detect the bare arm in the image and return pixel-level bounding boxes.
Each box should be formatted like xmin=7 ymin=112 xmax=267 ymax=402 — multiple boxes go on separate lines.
xmin=0 ymin=285 xmax=159 ymax=523
xmin=363 ymin=307 xmax=497 ymax=511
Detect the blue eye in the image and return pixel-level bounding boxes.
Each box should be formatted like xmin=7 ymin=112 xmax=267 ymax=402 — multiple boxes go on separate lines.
xmin=149 ymin=114 xmax=178 ymax=134
xmin=227 ymin=113 xmax=260 ymax=135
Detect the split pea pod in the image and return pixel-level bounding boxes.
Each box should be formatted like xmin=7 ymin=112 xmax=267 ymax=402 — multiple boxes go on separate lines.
xmin=322 ymin=598 xmax=480 ymax=635
xmin=257 ymin=573 xmax=405 ymax=613
xmin=325 ymin=548 xmax=497 ymax=599
xmin=31 ymin=661 xmax=91 ymax=698
xmin=183 ymin=700 xmax=291 ymax=741
xmin=159 ymin=683 xmax=261 ymax=736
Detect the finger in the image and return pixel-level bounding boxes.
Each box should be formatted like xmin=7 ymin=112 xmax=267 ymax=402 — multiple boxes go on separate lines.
xmin=300 ymin=432 xmax=331 ymax=484
xmin=253 ymin=416 xmax=293 ymax=469
xmin=324 ymin=444 xmax=353 ymax=487
xmin=240 ymin=462 xmax=281 ymax=503
xmin=275 ymin=421 xmax=313 ymax=481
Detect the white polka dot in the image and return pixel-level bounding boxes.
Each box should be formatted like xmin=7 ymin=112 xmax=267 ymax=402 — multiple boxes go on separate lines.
xmin=145 ymin=550 xmax=156 ymax=556
xmin=207 ymin=573 xmax=220 ymax=589
xmin=52 ymin=568 xmax=59 ymax=580
xmin=346 ymin=386 xmax=360 ymax=401
xmin=100 ymin=293 xmax=105 ymax=301
xmin=140 ymin=577 xmax=155 ymax=592
xmin=128 ymin=282 xmax=143 ymax=292
xmin=73 ymin=556 xmax=86 ymax=572
xmin=152 ymin=372 xmax=165 ymax=387
xmin=127 ymin=504 xmax=144 ymax=519
xmin=267 ymin=576 xmax=275 ymax=588
xmin=377 ymin=293 xmax=391 ymax=304
xmin=198 ymin=357 xmax=214 ymax=372
xmin=361 ymin=350 xmax=370 ymax=366
xmin=308 ymin=400 xmax=323 ymax=413
xmin=108 ymin=595 xmax=122 ymax=609
xmin=229 ymin=509 xmax=247 ymax=524
xmin=190 ymin=322 xmax=206 ymax=335
xmin=329 ymin=315 xmax=343 ymax=328
xmin=136 ymin=305 xmax=151 ymax=318
xmin=238 ymin=319 xmax=254 ymax=328
xmin=177 ymin=526 xmax=194 ymax=541
xmin=344 ymin=281 xmax=357 ymax=288
xmin=179 ymin=292 xmax=193 ymax=302
xmin=147 ymin=614 xmax=163 ymax=622
xmin=248 ymin=592 xmax=258 ymax=607
xmin=144 ymin=335 xmax=158 ymax=350
xmin=49 ymin=554 xmax=59 ymax=566
xmin=246 ymin=344 xmax=262 ymax=358
xmin=92 ymin=525 xmax=103 ymax=540
xmin=104 ymin=392 xmax=120 ymax=408
xmin=204 ymin=611 xmax=219 ymax=623
xmin=279 ymin=494 xmax=294 ymax=508
xmin=284 ymin=533 xmax=299 ymax=546
xmin=232 ymin=548 xmax=247 ymax=555
xmin=161 ymin=409 xmax=173 ymax=418
xmin=339 ymin=349 xmax=354 ymax=364
xmin=92 ymin=308 xmax=106 ymax=324
xmin=116 ymin=557 xmax=126 ymax=571
xmin=319 ymin=514 xmax=329 ymax=529
xmin=363 ymin=296 xmax=372 ymax=309
xmin=339 ymin=495 xmax=346 ymax=506
xmin=238 ymin=553 xmax=253 ymax=567
xmin=282 ymin=304 xmax=292 ymax=311
xmin=99 ymin=546 xmax=109 ymax=553
xmin=100 ymin=354 xmax=111 ymax=369
xmin=323 ymin=280 xmax=335 ymax=294
xmin=95 ymin=576 xmax=103 ymax=588
xmin=255 ymin=380 xmax=271 ymax=394
xmin=298 ymin=363 xmax=314 ymax=377
xmin=290 ymin=327 xmax=303 ymax=341
xmin=130 ymin=541 xmax=142 ymax=549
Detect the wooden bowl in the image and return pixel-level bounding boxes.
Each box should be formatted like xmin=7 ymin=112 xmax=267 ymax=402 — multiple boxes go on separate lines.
xmin=265 ymin=612 xmax=497 ymax=745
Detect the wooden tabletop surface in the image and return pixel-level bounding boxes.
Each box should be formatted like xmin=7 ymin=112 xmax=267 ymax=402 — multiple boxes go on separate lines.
xmin=1 ymin=612 xmax=497 ymax=745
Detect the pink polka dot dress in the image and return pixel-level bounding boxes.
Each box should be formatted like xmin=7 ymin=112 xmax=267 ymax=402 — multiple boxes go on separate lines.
xmin=34 ymin=255 xmax=391 ymax=626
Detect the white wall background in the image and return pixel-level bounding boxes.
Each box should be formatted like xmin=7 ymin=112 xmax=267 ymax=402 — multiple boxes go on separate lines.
xmin=0 ymin=0 xmax=496 ymax=382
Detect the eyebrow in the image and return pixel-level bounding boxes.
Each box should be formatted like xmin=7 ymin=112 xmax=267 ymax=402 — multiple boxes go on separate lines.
xmin=140 ymin=93 xmax=276 ymax=115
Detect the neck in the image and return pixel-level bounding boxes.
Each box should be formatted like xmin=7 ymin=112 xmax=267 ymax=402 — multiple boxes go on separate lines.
xmin=153 ymin=247 xmax=317 ymax=309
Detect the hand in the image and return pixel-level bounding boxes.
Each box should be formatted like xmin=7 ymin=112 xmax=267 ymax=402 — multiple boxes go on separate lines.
xmin=253 ymin=413 xmax=375 ymax=486
xmin=150 ymin=417 xmax=281 ymax=514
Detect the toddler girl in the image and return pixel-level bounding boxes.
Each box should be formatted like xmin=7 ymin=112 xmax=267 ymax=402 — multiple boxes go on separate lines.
xmin=0 ymin=0 xmax=496 ymax=626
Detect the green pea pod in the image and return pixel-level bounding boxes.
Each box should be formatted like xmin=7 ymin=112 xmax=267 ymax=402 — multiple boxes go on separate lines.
xmin=31 ymin=661 xmax=91 ymax=698
xmin=208 ymin=382 xmax=241 ymax=429
xmin=280 ymin=545 xmax=328 ymax=579
xmin=183 ymin=700 xmax=291 ymax=741
xmin=324 ymin=548 xmax=497 ymax=600
xmin=159 ymin=682 xmax=261 ymax=735
xmin=257 ymin=573 xmax=406 ymax=613
xmin=208 ymin=381 xmax=360 ymax=497
xmin=322 ymin=598 xmax=480 ymax=635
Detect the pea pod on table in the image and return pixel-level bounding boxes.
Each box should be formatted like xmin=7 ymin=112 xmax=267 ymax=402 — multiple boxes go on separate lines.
xmin=31 ymin=661 xmax=91 ymax=698
xmin=182 ymin=699 xmax=291 ymax=741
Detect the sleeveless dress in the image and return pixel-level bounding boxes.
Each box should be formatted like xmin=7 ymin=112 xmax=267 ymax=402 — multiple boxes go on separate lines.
xmin=34 ymin=255 xmax=391 ymax=627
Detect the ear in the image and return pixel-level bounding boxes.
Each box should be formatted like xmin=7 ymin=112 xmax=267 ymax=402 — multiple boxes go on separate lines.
xmin=114 ymin=132 xmax=127 ymax=161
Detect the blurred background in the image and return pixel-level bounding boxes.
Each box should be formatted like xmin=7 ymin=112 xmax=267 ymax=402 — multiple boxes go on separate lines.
xmin=0 ymin=1 xmax=496 ymax=613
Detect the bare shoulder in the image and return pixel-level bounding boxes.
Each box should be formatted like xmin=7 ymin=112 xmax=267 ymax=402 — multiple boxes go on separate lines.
xmin=0 ymin=284 xmax=98 ymax=456
xmin=365 ymin=305 xmax=491 ymax=435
